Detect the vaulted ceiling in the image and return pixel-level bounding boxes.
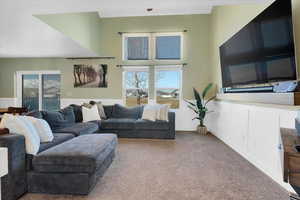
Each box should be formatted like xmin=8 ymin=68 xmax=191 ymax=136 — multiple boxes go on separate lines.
xmin=0 ymin=0 xmax=270 ymax=58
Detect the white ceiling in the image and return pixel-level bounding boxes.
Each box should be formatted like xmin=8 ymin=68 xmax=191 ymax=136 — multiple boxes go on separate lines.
xmin=0 ymin=0 xmax=269 ymax=58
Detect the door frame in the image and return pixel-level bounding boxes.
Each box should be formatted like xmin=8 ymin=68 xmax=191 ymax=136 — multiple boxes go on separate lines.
xmin=15 ymin=71 xmax=61 ymax=110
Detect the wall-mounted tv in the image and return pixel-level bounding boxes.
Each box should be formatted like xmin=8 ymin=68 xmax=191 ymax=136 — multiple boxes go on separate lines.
xmin=219 ymin=0 xmax=297 ymax=89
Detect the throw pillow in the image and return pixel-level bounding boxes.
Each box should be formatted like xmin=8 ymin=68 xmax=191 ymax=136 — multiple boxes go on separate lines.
xmin=0 ymin=114 xmax=40 ymax=155
xmin=83 ymin=101 xmax=107 ymax=119
xmin=157 ymin=104 xmax=170 ymax=122
xmin=26 ymin=117 xmax=54 ymax=142
xmin=82 ymin=105 xmax=101 ymax=122
xmin=142 ymin=105 xmax=158 ymax=122
xmin=42 ymin=111 xmax=68 ymax=130
xmin=70 ymin=104 xmax=83 ymax=123
xmin=95 ymin=102 xmax=107 ymax=119
xmin=60 ymin=106 xmax=76 ymax=124
xmin=112 ymin=104 xmax=142 ymax=119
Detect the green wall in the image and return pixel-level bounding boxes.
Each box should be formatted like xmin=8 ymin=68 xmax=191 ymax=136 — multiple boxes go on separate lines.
xmin=210 ymin=0 xmax=300 ymax=90
xmin=36 ymin=12 xmax=103 ymax=56
xmin=0 ymin=14 xmax=212 ymax=99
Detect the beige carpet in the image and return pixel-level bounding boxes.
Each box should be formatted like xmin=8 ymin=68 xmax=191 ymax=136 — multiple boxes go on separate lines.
xmin=21 ymin=132 xmax=288 ymax=200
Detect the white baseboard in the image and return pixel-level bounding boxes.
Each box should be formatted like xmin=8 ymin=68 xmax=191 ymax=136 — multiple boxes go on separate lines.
xmin=0 ymin=98 xmax=17 ymax=108
xmin=61 ymin=98 xmax=198 ymax=131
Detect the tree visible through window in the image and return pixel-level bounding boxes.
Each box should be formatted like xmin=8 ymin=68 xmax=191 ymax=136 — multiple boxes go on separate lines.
xmin=124 ymin=68 xmax=149 ymax=107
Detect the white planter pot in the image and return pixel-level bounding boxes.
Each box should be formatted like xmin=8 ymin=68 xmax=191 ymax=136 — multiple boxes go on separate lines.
xmin=197 ymin=125 xmax=208 ymax=135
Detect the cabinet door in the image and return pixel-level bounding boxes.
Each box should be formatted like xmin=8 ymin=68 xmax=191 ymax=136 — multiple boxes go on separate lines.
xmin=247 ymin=108 xmax=281 ymax=181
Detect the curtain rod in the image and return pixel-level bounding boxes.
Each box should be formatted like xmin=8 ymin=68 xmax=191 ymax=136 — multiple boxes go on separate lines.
xmin=118 ymin=30 xmax=188 ymax=35
xmin=65 ymin=57 xmax=115 ymax=60
xmin=116 ymin=63 xmax=187 ymax=68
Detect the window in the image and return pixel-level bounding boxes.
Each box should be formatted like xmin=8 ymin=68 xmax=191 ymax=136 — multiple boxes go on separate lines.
xmin=155 ymin=33 xmax=182 ymax=60
xmin=155 ymin=66 xmax=182 ymax=109
xmin=123 ymin=67 xmax=149 ymax=107
xmin=123 ymin=34 xmax=150 ymax=60
xmin=122 ymin=32 xmax=183 ymax=61
xmin=16 ymin=71 xmax=61 ymax=111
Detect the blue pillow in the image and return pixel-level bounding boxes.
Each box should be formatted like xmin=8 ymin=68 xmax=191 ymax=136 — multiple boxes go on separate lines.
xmin=42 ymin=106 xmax=75 ymax=131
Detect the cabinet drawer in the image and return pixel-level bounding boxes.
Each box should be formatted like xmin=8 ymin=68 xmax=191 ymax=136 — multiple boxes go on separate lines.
xmin=289 ymin=173 xmax=300 ymax=186
xmin=289 ymin=156 xmax=300 ymax=172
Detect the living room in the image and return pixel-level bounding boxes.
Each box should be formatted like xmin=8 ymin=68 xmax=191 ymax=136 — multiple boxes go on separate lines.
xmin=0 ymin=0 xmax=300 ymax=199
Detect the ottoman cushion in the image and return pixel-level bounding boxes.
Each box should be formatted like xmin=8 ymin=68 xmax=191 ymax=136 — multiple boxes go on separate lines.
xmin=32 ymin=134 xmax=117 ymax=174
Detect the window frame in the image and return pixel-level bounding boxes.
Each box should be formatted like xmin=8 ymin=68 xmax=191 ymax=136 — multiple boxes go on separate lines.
xmin=122 ymin=66 xmax=150 ymax=106
xmin=154 ymin=65 xmax=183 ymax=109
xmin=153 ymin=32 xmax=184 ymax=61
xmin=16 ymin=70 xmax=61 ymax=110
xmin=122 ymin=33 xmax=152 ymax=61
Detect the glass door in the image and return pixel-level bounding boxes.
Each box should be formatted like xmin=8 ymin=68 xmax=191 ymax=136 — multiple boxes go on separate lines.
xmin=42 ymin=74 xmax=61 ymax=111
xmin=22 ymin=74 xmax=39 ymax=111
xmin=17 ymin=71 xmax=61 ymax=111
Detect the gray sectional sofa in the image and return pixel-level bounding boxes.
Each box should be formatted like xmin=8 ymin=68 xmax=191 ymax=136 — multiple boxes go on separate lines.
xmin=0 ymin=104 xmax=176 ymax=200
xmin=71 ymin=104 xmax=176 ymax=139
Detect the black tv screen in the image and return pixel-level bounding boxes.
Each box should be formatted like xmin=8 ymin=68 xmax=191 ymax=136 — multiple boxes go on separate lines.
xmin=219 ymin=0 xmax=297 ymax=88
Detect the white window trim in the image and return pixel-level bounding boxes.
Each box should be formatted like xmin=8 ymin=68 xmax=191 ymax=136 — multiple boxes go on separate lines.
xmin=122 ymin=33 xmax=152 ymax=61
xmin=122 ymin=66 xmax=150 ymax=106
xmin=154 ymin=65 xmax=183 ymax=109
xmin=153 ymin=32 xmax=184 ymax=61
xmin=122 ymin=32 xmax=183 ymax=61
xmin=15 ymin=70 xmax=61 ymax=110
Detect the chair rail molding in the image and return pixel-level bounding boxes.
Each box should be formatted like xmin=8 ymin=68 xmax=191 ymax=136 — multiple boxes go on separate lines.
xmin=0 ymin=98 xmax=17 ymax=108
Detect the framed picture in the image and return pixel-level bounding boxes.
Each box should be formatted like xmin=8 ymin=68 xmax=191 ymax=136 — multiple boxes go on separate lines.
xmin=73 ymin=64 xmax=108 ymax=88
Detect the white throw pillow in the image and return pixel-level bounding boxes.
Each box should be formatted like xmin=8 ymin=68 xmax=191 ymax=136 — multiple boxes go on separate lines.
xmin=26 ymin=117 xmax=54 ymax=142
xmin=157 ymin=104 xmax=170 ymax=122
xmin=0 ymin=114 xmax=40 ymax=155
xmin=82 ymin=105 xmax=101 ymax=122
xmin=142 ymin=105 xmax=158 ymax=122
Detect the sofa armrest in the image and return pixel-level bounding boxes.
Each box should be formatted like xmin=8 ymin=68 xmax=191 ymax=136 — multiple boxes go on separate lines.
xmin=0 ymin=134 xmax=27 ymax=200
xmin=168 ymin=112 xmax=176 ymax=139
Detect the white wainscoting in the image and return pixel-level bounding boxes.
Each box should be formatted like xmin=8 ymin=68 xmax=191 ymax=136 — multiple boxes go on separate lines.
xmin=205 ymin=100 xmax=300 ymax=192
xmin=61 ymin=98 xmax=198 ymax=131
xmin=0 ymin=98 xmax=16 ymax=108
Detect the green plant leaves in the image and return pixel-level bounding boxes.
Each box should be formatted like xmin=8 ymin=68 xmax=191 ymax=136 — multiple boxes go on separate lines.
xmin=193 ymin=88 xmax=203 ymax=109
xmin=202 ymin=83 xmax=213 ymax=99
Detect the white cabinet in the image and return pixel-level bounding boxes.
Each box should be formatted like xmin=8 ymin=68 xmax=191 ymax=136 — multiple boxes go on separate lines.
xmin=206 ymin=101 xmax=298 ymax=192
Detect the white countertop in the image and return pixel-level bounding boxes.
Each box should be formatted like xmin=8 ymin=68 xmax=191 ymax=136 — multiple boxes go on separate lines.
xmin=0 ymin=148 xmax=8 ymax=177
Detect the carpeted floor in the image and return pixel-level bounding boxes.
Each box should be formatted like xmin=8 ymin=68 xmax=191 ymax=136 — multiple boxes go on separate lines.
xmin=21 ymin=132 xmax=289 ymax=200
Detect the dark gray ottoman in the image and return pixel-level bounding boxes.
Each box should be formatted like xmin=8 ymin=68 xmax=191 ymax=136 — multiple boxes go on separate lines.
xmin=28 ymin=134 xmax=117 ymax=195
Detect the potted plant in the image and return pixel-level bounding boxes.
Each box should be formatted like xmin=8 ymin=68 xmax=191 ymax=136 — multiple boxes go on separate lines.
xmin=185 ymin=83 xmax=215 ymax=135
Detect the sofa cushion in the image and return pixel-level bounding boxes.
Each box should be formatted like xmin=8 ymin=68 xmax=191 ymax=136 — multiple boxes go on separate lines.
xmin=112 ymin=104 xmax=143 ymax=119
xmin=101 ymin=118 xmax=136 ymax=130
xmin=38 ymin=133 xmax=75 ymax=153
xmin=42 ymin=107 xmax=75 ymax=130
xmin=135 ymin=119 xmax=170 ymax=130
xmin=25 ymin=110 xmax=43 ymax=119
xmin=32 ymin=134 xmax=118 ymax=173
xmin=53 ymin=122 xmax=98 ymax=136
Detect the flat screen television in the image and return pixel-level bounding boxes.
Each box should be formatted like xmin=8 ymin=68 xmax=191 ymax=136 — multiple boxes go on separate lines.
xmin=219 ymin=0 xmax=297 ymax=89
